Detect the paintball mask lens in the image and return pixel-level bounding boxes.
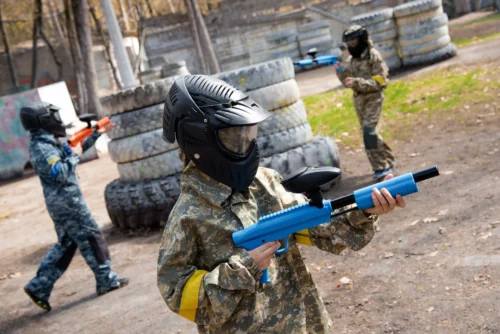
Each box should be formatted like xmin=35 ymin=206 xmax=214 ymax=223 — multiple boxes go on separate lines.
xmin=49 ymin=108 xmax=62 ymax=123
xmin=217 ymin=124 xmax=258 ymax=155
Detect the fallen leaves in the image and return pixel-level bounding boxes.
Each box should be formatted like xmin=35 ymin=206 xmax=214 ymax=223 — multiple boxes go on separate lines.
xmin=384 ymin=252 xmax=394 ymax=259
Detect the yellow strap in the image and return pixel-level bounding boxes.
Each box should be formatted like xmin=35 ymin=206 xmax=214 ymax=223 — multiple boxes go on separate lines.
xmin=294 ymin=229 xmax=313 ymax=246
xmin=178 ymin=270 xmax=208 ymax=322
xmin=47 ymin=156 xmax=60 ymax=165
xmin=371 ymin=75 xmax=386 ymax=86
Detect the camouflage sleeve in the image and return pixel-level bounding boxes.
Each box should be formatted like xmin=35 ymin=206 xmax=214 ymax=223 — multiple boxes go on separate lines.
xmin=81 ymin=130 xmax=101 ymax=153
xmin=351 ymin=48 xmax=389 ymax=94
xmin=336 ymin=61 xmax=353 ymax=87
xmin=305 ymin=206 xmax=379 ymax=254
xmin=157 ymin=212 xmax=261 ymax=326
xmin=33 ymin=142 xmax=79 ymax=183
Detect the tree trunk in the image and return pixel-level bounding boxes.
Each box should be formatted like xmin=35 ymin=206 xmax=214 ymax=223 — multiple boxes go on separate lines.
xmin=144 ymin=0 xmax=154 ymax=17
xmin=167 ymin=0 xmax=175 ymax=13
xmin=454 ymin=0 xmax=472 ymax=15
xmin=36 ymin=0 xmax=64 ymax=82
xmin=185 ymin=0 xmax=206 ymax=73
xmin=190 ymin=0 xmax=220 ymax=74
xmin=72 ymin=0 xmax=102 ymax=115
xmin=64 ymin=0 xmax=87 ymax=114
xmin=0 ymin=3 xmax=19 ymax=90
xmin=47 ymin=0 xmax=72 ymax=66
xmin=117 ymin=0 xmax=131 ymax=32
xmin=90 ymin=5 xmax=123 ymax=90
xmin=30 ymin=1 xmax=41 ymax=89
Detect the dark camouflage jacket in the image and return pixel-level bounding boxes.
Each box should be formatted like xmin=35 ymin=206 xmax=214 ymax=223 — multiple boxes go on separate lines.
xmin=158 ymin=163 xmax=379 ymax=333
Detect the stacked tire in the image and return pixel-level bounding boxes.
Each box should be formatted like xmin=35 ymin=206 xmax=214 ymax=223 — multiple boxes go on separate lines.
xmin=216 ymin=58 xmax=340 ymax=178
xmin=297 ymin=20 xmax=335 ymax=57
xmin=350 ymin=8 xmax=402 ymax=71
xmin=101 ymin=77 xmax=183 ymax=230
xmin=394 ymin=0 xmax=456 ymax=67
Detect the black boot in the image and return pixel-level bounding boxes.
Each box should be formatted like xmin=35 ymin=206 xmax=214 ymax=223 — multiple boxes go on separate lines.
xmin=97 ymin=278 xmax=129 ymax=296
xmin=24 ymin=287 xmax=52 ymax=311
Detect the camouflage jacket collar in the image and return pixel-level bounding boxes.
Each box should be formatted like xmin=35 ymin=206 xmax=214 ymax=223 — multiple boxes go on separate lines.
xmin=31 ymin=129 xmax=60 ymax=146
xmin=182 ymin=162 xmax=234 ymax=207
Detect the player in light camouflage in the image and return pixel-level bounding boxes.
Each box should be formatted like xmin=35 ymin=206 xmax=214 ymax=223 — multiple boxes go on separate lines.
xmin=158 ymin=75 xmax=406 ymax=333
xmin=334 ymin=25 xmax=395 ymax=179
xmin=20 ymin=103 xmax=128 ymax=312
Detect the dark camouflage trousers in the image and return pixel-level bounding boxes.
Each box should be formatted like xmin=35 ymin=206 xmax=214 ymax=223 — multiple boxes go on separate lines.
xmin=353 ymin=91 xmax=394 ymax=171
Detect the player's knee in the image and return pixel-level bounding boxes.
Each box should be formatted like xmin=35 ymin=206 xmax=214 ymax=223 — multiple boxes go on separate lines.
xmin=363 ymin=126 xmax=378 ymax=149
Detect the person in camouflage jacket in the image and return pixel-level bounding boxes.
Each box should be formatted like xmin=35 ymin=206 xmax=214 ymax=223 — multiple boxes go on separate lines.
xmin=20 ymin=103 xmax=128 ymax=312
xmin=157 ymin=75 xmax=406 ymax=333
xmin=335 ymin=25 xmax=395 ymax=180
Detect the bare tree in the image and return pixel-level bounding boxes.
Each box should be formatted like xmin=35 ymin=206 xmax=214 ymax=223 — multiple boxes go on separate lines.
xmin=89 ymin=5 xmax=123 ymax=89
xmin=47 ymin=0 xmax=72 ymax=65
xmin=117 ymin=0 xmax=131 ymax=31
xmin=71 ymin=0 xmax=103 ymax=115
xmin=185 ymin=0 xmax=206 ymax=73
xmin=36 ymin=0 xmax=64 ymax=82
xmin=0 ymin=3 xmax=19 ymax=90
xmin=64 ymin=0 xmax=87 ymax=114
xmin=190 ymin=0 xmax=220 ymax=73
xmin=30 ymin=0 xmax=41 ymax=88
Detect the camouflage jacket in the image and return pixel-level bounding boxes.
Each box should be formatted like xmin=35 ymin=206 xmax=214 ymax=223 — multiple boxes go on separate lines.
xmin=157 ymin=163 xmax=379 ymax=333
xmin=29 ymin=129 xmax=100 ymax=224
xmin=337 ymin=46 xmax=389 ymax=95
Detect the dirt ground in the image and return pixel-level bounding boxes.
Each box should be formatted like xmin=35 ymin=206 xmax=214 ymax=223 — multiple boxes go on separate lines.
xmin=1 ymin=26 xmax=500 ymax=334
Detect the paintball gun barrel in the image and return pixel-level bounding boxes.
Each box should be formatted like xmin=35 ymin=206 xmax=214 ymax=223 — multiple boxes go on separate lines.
xmin=68 ymin=113 xmax=110 ymax=147
xmin=293 ymin=55 xmax=343 ymax=71
xmin=232 ymin=166 xmax=440 ymax=283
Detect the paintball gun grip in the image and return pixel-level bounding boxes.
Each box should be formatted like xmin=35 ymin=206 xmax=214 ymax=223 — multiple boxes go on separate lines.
xmin=68 ymin=116 xmax=110 ymax=147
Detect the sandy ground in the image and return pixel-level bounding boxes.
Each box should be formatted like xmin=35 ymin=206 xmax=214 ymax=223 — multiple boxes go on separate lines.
xmin=1 ymin=19 xmax=500 ymax=334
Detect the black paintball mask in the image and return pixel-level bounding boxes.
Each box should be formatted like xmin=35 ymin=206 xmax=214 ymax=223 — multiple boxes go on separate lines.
xmin=342 ymin=25 xmax=369 ymax=58
xmin=163 ymin=75 xmax=271 ymax=191
xmin=20 ymin=102 xmax=66 ymax=137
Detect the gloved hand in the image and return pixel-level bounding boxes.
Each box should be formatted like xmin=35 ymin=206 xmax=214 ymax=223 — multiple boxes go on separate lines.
xmin=63 ymin=143 xmax=73 ymax=156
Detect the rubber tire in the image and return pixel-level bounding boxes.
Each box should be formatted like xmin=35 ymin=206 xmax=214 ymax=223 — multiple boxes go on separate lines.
xmin=108 ymin=129 xmax=179 ymax=164
xmin=395 ymin=6 xmax=443 ymax=26
xmin=379 ymin=44 xmax=399 ymax=59
xmin=398 ymin=13 xmax=448 ymax=36
xmin=385 ymin=55 xmax=403 ymax=71
xmin=117 ymin=149 xmax=183 ymax=183
xmin=247 ymin=79 xmax=300 ymax=111
xmin=215 ymin=58 xmax=295 ymax=92
xmin=107 ymin=103 xmax=164 ymax=140
xmin=104 ymin=174 xmax=181 ymax=230
xmin=402 ymin=42 xmax=456 ymax=67
xmin=260 ymin=136 xmax=340 ymax=178
xmin=371 ymin=29 xmax=398 ymax=43
xmin=258 ymin=100 xmax=307 ymax=137
xmin=257 ymin=123 xmax=313 ymax=158
xmin=399 ymin=25 xmax=449 ymax=48
xmin=350 ymin=8 xmax=394 ymax=26
xmin=100 ymin=76 xmax=178 ymax=117
xmin=401 ymin=35 xmax=450 ymax=57
xmin=365 ymin=19 xmax=396 ymax=35
xmin=394 ymin=0 xmax=442 ymax=18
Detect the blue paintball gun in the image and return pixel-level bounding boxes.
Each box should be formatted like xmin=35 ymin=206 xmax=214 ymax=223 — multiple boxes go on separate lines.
xmin=233 ymin=166 xmax=440 ymax=283
xmin=293 ymin=48 xmax=343 ymax=71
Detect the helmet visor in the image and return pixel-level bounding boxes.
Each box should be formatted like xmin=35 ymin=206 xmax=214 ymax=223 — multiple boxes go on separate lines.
xmin=49 ymin=107 xmax=62 ymax=123
xmin=217 ymin=124 xmax=258 ymax=155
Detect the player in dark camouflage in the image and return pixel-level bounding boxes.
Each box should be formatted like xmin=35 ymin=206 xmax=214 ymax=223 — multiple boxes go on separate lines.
xmin=157 ymin=76 xmax=406 ymax=333
xmin=335 ymin=25 xmax=395 ymax=180
xmin=20 ymin=103 xmax=128 ymax=312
